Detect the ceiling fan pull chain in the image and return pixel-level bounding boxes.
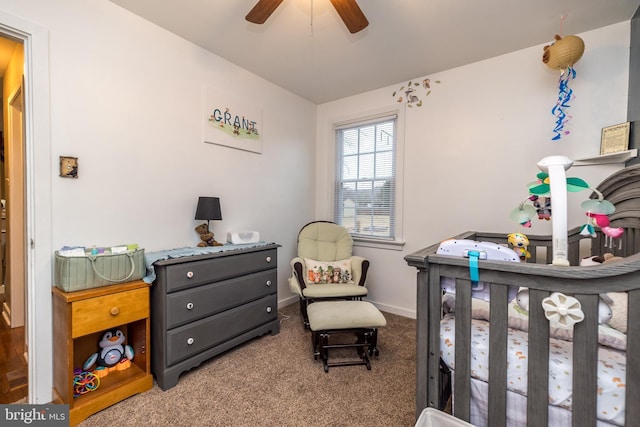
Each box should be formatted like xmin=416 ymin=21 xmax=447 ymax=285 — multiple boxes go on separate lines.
xmin=310 ymin=0 xmax=314 ymax=36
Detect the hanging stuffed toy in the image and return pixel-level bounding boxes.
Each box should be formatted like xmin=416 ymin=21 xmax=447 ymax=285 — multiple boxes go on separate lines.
xmin=581 ymin=196 xmax=624 ymax=249
xmin=542 ymin=33 xmax=585 ymax=141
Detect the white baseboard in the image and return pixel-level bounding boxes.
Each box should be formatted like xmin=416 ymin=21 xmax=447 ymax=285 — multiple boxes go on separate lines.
xmin=367 ymin=300 xmax=416 ymax=319
xmin=278 ymin=294 xmax=298 ymax=308
xmin=277 ymin=294 xmax=415 ymax=319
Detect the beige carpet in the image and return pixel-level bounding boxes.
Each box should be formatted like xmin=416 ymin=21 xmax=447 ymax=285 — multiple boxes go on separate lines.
xmin=78 ymin=303 xmax=416 ymax=426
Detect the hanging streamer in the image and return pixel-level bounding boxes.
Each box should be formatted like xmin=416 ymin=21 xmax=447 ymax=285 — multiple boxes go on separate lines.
xmin=551 ymin=67 xmax=576 ymax=141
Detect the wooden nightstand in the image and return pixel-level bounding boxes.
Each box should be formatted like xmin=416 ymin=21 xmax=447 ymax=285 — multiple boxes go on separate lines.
xmin=52 ymin=280 xmax=153 ymax=426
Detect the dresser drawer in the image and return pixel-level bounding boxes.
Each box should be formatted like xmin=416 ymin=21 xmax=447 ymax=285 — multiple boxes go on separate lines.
xmin=71 ymin=287 xmax=149 ymax=338
xmin=166 ymin=270 xmax=276 ymax=329
xmin=163 ymin=249 xmax=277 ymax=292
xmin=166 ymin=294 xmax=277 ymax=366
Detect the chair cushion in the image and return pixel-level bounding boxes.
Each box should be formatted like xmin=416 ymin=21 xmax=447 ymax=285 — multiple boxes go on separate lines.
xmin=307 ymin=301 xmax=386 ymax=330
xmin=302 ymin=283 xmax=367 ymax=298
xmin=298 ymin=222 xmax=353 ymax=261
xmin=303 ymin=258 xmax=352 ymax=284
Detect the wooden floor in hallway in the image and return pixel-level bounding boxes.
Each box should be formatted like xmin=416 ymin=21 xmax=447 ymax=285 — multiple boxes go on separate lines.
xmin=0 ymin=317 xmax=27 ymax=403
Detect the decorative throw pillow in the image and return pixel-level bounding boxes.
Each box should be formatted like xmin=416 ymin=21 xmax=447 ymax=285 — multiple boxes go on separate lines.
xmin=304 ymin=258 xmax=352 ymax=284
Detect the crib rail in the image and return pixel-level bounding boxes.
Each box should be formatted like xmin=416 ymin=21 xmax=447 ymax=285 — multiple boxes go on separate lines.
xmin=406 ymin=231 xmax=640 ymax=427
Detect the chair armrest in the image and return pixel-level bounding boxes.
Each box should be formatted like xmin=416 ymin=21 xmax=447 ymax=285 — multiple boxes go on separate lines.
xmin=288 ymin=257 xmax=307 ymax=296
xmin=350 ymin=256 xmax=370 ymax=287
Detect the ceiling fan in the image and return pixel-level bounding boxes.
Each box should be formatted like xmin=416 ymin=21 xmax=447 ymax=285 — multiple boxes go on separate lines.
xmin=245 ymin=0 xmax=369 ymax=34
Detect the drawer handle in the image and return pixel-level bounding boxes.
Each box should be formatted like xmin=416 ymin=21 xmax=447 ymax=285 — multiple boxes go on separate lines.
xmin=266 ymin=306 xmax=272 ymax=313
xmin=186 ymin=302 xmax=194 ymax=310
xmin=266 ymin=280 xmax=272 ymax=287
xmin=110 ymin=307 xmax=120 ymax=316
xmin=187 ymin=337 xmax=195 ymax=345
xmin=186 ymin=271 xmax=194 ymax=279
xmin=265 ymin=256 xmax=272 ymax=263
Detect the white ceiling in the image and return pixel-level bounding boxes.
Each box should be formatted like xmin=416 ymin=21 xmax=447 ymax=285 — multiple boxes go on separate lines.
xmin=108 ymin=0 xmax=640 ymax=104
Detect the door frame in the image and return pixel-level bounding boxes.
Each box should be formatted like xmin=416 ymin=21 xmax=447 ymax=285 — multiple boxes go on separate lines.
xmin=0 ymin=11 xmax=52 ymax=403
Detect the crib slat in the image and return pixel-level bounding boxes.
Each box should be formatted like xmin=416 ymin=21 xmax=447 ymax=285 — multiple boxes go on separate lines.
xmin=423 ymin=266 xmax=442 ymax=413
xmin=626 ymin=289 xmax=640 ymax=427
xmin=488 ymin=284 xmax=508 ymax=427
xmin=526 ymin=289 xmax=549 ymax=427
xmin=415 ymin=269 xmax=429 ymax=415
xmin=453 ymin=278 xmax=472 ymax=422
xmin=572 ymin=294 xmax=599 ymax=427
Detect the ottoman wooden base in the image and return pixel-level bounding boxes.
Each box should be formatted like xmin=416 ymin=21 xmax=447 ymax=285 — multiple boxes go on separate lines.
xmin=307 ymin=301 xmax=387 ymax=372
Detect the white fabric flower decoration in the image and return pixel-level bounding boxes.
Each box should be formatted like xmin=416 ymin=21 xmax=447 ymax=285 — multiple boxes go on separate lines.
xmin=541 ymin=292 xmax=584 ymax=328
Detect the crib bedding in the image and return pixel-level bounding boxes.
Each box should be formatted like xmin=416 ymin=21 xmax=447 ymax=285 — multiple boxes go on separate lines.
xmin=440 ymin=314 xmax=627 ymax=426
xmin=465 ymin=376 xmax=620 ymax=427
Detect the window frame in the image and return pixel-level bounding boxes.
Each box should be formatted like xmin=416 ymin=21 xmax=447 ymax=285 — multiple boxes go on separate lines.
xmin=332 ymin=108 xmax=405 ymax=250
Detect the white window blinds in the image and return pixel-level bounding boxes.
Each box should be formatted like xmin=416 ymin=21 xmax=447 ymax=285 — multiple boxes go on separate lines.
xmin=334 ymin=115 xmax=397 ymax=240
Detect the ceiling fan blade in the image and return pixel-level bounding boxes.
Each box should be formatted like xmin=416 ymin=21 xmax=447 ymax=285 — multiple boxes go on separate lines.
xmin=245 ymin=0 xmax=285 ymax=24
xmin=329 ymin=0 xmax=369 ymax=33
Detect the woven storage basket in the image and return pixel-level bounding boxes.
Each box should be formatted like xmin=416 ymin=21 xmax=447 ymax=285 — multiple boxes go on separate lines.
xmin=54 ymin=248 xmax=145 ymax=292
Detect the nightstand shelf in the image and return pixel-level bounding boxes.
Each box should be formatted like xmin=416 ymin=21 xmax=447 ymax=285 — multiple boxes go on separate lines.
xmin=52 ymin=280 xmax=153 ymax=426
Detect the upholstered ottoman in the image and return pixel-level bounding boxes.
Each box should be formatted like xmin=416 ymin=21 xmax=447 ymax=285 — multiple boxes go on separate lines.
xmin=307 ymin=300 xmax=387 ymax=372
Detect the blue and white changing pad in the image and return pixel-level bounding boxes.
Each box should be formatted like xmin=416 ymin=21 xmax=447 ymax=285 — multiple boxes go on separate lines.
xmin=143 ymin=241 xmax=273 ymax=283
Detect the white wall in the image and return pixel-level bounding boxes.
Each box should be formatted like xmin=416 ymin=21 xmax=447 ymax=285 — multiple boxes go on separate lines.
xmin=317 ymin=23 xmax=631 ymax=318
xmin=0 ymin=0 xmax=317 ymax=401
xmin=2 ymin=0 xmax=316 ymax=292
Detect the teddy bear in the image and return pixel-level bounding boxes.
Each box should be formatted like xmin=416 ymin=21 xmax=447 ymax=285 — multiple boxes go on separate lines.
xmin=195 ymin=223 xmax=223 ymax=247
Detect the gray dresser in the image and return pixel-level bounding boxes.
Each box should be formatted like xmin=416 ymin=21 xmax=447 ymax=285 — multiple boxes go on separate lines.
xmin=150 ymin=244 xmax=280 ymax=390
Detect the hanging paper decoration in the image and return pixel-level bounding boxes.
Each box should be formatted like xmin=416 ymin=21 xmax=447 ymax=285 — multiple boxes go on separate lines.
xmin=542 ymin=34 xmax=585 ymax=141
xmin=551 ymin=67 xmax=576 ymax=140
xmin=392 ymin=78 xmax=441 ymax=108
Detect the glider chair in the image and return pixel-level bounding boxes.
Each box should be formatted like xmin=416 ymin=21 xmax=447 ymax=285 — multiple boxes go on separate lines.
xmin=288 ymin=221 xmax=370 ymax=328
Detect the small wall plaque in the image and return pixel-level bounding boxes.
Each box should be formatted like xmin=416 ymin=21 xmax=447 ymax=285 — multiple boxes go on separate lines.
xmin=600 ymin=122 xmax=631 ymax=155
xmin=59 ymin=156 xmax=78 ymax=178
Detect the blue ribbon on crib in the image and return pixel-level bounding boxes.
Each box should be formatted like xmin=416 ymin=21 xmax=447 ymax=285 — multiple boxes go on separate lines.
xmin=467 ymin=250 xmax=480 ymax=285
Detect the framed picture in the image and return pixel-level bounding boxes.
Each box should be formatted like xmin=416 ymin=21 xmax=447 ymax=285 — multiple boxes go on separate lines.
xmin=202 ymin=87 xmax=263 ymax=154
xmin=600 ymin=122 xmax=630 ymax=155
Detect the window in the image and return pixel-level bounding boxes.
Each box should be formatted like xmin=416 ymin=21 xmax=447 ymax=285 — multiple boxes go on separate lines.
xmin=334 ymin=114 xmax=397 ymax=241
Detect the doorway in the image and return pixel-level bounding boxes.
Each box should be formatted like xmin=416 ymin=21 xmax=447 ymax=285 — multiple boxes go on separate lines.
xmin=0 ymin=34 xmax=26 ymax=403
xmin=0 ymin=10 xmax=52 ymax=404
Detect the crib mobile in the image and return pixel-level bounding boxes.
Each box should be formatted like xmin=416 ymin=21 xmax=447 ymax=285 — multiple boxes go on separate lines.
xmin=507 ymin=155 xmax=622 ymax=328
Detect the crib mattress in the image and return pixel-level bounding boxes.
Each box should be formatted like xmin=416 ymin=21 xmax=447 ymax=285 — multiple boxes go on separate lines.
xmin=440 ymin=315 xmax=626 ymax=426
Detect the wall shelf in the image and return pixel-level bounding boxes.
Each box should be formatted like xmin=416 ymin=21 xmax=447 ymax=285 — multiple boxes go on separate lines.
xmin=573 ymin=149 xmax=638 ymax=166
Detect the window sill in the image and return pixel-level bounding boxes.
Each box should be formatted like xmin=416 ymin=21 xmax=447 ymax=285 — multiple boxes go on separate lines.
xmin=353 ymin=237 xmax=406 ymax=251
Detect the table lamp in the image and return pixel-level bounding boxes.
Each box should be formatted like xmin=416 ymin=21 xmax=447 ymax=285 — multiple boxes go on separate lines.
xmin=195 ymin=196 xmax=222 ymax=232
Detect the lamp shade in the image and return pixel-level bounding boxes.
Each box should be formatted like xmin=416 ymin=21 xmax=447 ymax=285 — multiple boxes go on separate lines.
xmin=195 ymin=197 xmax=222 ymax=221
